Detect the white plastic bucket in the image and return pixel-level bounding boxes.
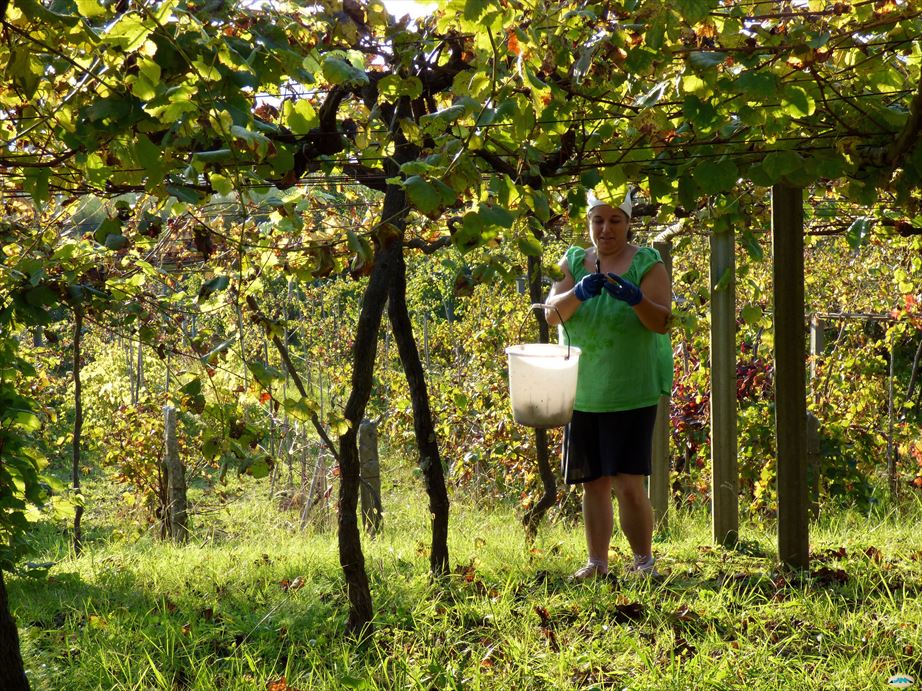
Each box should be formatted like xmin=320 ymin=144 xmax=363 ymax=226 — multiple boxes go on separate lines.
xmin=505 ymin=344 xmax=581 ymax=429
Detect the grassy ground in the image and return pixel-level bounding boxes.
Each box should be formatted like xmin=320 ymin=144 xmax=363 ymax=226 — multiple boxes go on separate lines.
xmin=8 ymin=472 xmax=922 ymax=690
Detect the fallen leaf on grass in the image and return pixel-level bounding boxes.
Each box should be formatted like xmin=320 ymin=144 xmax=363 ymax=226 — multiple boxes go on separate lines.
xmin=87 ymin=615 xmax=107 ymax=629
xmin=673 ymin=635 xmax=697 ymax=658
xmin=770 ymin=573 xmax=792 ymax=601
xmin=865 ymin=546 xmax=883 ymax=563
xmin=612 ymin=600 xmax=645 ymax=624
xmin=279 ymin=576 xmax=305 ymax=592
xmin=267 ymin=677 xmax=303 ymax=691
xmin=454 ymin=559 xmax=477 ymax=582
xmin=481 ymin=644 xmax=504 ymax=667
xmin=813 ymin=546 xmax=847 ymax=562
xmin=812 ymin=567 xmax=849 ymax=586
xmin=673 ymin=605 xmax=700 ymax=623
xmin=534 ymin=605 xmax=559 ymax=651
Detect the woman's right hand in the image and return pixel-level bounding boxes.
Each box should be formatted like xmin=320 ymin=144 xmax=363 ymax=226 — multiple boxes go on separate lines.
xmin=573 ymin=273 xmax=607 ymax=301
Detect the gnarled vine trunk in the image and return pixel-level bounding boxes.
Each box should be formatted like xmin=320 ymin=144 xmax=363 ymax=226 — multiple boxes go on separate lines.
xmin=387 ymin=244 xmax=450 ymax=576
xmin=0 ymin=570 xmax=29 ymax=691
xmin=337 ymin=182 xmax=408 ymax=636
xmin=522 ymin=254 xmax=557 ymax=538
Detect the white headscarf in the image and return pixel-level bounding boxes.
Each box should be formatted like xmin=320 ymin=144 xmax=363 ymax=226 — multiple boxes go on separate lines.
xmin=587 ymin=188 xmax=633 ymax=219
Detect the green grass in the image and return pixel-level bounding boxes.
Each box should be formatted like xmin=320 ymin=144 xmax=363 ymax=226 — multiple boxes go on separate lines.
xmin=9 ymin=473 xmax=922 ymax=690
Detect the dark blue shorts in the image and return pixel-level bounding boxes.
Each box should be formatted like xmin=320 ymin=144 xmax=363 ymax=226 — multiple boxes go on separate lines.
xmin=562 ymin=406 xmax=658 ymax=484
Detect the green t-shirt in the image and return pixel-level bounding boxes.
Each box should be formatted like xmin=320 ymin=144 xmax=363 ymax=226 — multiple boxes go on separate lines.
xmin=560 ymin=245 xmax=674 ymax=412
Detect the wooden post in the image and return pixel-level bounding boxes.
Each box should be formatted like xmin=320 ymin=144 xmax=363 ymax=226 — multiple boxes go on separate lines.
xmin=710 ymin=227 xmax=738 ymax=547
xmin=163 ymin=405 xmax=188 ymax=543
xmin=126 ymin=337 xmax=136 ymax=405
xmin=806 ymin=412 xmax=821 ymax=519
xmin=136 ymin=338 xmax=144 ymax=397
xmin=72 ymin=307 xmax=85 ymax=555
xmin=887 ymin=339 xmax=897 ymax=500
xmin=301 ymin=448 xmax=330 ymax=531
xmin=650 ymin=397 xmax=670 ymax=529
xmin=358 ymin=418 xmax=381 ymax=535
xmin=808 ymin=315 xmax=824 ymax=517
xmin=772 ymin=184 xmax=809 ymax=569
xmin=422 ymin=311 xmax=430 ymax=371
xmin=650 ymin=238 xmax=673 ymax=530
xmin=809 ymin=315 xmax=825 ymax=387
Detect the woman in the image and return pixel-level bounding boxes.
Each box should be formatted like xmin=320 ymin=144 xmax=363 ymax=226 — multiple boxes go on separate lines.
xmin=545 ymin=190 xmax=672 ymax=579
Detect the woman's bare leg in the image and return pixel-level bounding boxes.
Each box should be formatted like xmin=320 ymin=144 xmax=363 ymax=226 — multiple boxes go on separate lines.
xmin=582 ymin=476 xmax=614 ymax=568
xmin=612 ymin=474 xmax=653 ymax=559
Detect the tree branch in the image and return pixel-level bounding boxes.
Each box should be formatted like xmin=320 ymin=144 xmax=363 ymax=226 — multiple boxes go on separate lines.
xmin=244 ymin=295 xmax=341 ymax=465
xmin=341 ymin=163 xmax=387 ymax=192
xmin=405 ymin=236 xmax=451 ymax=254
xmin=886 ymin=74 xmax=922 ymax=168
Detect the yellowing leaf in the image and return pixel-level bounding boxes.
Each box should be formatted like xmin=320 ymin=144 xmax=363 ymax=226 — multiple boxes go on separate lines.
xmin=209 ymin=173 xmax=233 ymax=196
xmin=741 ymin=304 xmax=763 ymax=324
xmin=75 ymin=0 xmax=106 ymax=18
xmin=193 ymin=59 xmax=222 ymax=82
xmin=130 ymin=74 xmax=157 ymax=100
xmin=283 ymin=100 xmax=317 ymax=136
xmin=104 ymin=15 xmax=154 ymax=51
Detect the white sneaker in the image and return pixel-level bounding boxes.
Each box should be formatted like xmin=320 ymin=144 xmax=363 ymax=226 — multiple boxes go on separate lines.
xmin=568 ymin=561 xmax=609 ymax=581
xmin=627 ymin=555 xmax=659 ymax=578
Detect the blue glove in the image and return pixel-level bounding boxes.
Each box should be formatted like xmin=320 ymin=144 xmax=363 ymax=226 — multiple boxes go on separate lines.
xmin=573 ymin=273 xmax=606 ymax=302
xmin=603 ymin=273 xmax=643 ymax=306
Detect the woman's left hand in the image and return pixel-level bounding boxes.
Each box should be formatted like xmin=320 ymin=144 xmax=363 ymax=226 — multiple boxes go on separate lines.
xmin=603 ymin=273 xmax=643 ymax=306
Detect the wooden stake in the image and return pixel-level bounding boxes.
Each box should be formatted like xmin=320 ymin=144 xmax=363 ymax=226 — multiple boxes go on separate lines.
xmin=650 ymin=239 xmax=673 ymax=530
xmin=710 ymin=227 xmax=739 ymax=546
xmin=772 ymin=184 xmax=809 ymax=569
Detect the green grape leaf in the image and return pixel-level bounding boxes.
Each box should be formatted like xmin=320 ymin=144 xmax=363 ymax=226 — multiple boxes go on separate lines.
xmin=321 ymin=56 xmax=369 ymax=86
xmin=404 ymin=176 xmax=441 ymax=214
xmin=693 ymin=159 xmax=738 ymax=194
xmin=197 ymin=276 xmax=230 ymax=302
xmin=846 ymin=216 xmax=873 ymax=250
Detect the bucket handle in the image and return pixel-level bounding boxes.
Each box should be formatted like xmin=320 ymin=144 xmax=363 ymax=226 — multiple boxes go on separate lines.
xmin=517 ymin=303 xmax=573 ymax=360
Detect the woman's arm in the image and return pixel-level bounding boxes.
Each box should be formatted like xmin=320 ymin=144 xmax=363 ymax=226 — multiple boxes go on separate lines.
xmin=632 ymin=262 xmax=672 ymax=334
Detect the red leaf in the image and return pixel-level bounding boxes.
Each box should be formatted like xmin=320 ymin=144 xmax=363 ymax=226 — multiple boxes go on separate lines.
xmin=864 ymin=546 xmax=883 ymax=563
xmin=612 ymin=601 xmax=645 ymax=623
xmin=267 ymin=677 xmax=303 ymax=691
xmin=279 ymin=576 xmax=305 ymax=593
xmin=507 ymin=30 xmax=521 ymax=56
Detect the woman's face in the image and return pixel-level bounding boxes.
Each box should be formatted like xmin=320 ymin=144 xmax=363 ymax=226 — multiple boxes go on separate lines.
xmin=588 ymin=204 xmax=630 ymax=252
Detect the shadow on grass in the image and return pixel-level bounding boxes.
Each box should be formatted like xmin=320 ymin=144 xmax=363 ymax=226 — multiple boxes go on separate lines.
xmin=8 ymin=538 xmax=355 ymax=689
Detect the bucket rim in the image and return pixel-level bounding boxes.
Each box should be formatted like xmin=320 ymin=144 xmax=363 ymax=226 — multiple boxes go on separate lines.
xmin=505 ymin=343 xmax=581 ymax=356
